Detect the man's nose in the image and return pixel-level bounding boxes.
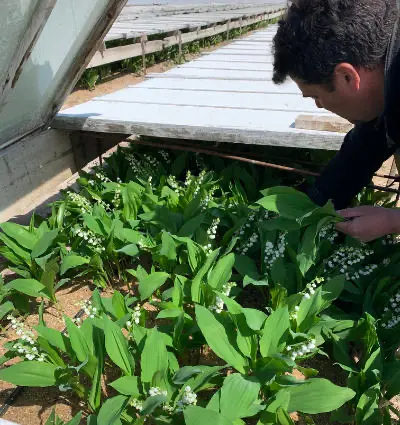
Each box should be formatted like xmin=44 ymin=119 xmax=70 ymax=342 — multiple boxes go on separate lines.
xmin=315 ymin=100 xmax=323 ymax=108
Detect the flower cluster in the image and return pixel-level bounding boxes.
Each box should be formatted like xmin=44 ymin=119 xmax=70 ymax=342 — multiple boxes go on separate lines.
xmin=160 ymin=150 xmax=171 ymax=163
xmin=185 ymin=171 xmax=192 ymax=187
xmin=382 ymin=235 xmax=398 ymax=246
xmin=81 ymin=300 xmax=98 ymax=319
xmin=130 ymin=398 xmax=143 ymax=412
xmin=95 ymin=172 xmax=111 ymax=183
xmin=207 ymin=218 xmax=220 ymax=241
xmin=324 ymin=246 xmax=373 ymax=275
xmin=67 ymin=192 xmax=92 ymax=214
xmin=239 ymin=232 xmax=259 ymax=256
xmin=113 ymin=187 xmax=121 ymax=208
xmin=177 ymin=386 xmax=197 ymax=409
xmin=200 ymin=186 xmax=217 ymax=211
xmin=12 ymin=341 xmax=46 ymax=362
xmin=72 ymin=226 xmax=105 ymax=253
xmin=163 ymin=404 xmax=175 ymax=413
xmin=168 ymin=176 xmax=182 ymax=195
xmin=203 ymin=243 xmax=213 ymax=256
xmin=193 ymin=170 xmax=206 ymax=197
xmin=345 ymin=264 xmax=378 ymax=281
xmin=149 ymin=387 xmax=168 ymax=397
xmin=126 ymin=305 xmax=141 ymax=328
xmin=381 ymin=291 xmax=400 ymax=329
xmin=210 ymin=283 xmax=236 ymax=314
xmin=8 ymin=316 xmax=45 ymax=361
xmin=286 ymin=339 xmax=317 ymax=362
xmin=318 ymin=223 xmax=338 ymax=243
xmin=144 ymin=154 xmax=159 ymax=169
xmin=264 ymin=232 xmax=287 ymax=269
xmin=302 ymin=277 xmax=324 ymax=300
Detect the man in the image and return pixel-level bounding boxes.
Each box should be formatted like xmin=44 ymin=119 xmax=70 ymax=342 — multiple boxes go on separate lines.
xmin=273 ymin=0 xmax=400 ymax=242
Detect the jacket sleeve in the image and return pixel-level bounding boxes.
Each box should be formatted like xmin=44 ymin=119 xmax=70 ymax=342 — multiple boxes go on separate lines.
xmin=308 ymin=118 xmax=396 ymax=210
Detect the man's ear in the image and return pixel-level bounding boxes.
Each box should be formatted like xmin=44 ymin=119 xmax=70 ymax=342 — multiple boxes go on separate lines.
xmin=333 ymin=63 xmax=361 ymax=92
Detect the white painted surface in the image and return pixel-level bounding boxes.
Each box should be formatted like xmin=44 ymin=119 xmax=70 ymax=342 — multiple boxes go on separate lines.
xmin=54 ymin=28 xmax=345 ymax=150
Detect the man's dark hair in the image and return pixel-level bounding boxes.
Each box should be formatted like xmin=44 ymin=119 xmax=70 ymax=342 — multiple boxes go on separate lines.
xmin=273 ymin=0 xmax=396 ymax=85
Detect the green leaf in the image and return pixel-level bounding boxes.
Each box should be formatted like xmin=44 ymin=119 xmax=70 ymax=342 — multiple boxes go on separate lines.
xmin=104 ymin=316 xmax=132 ymax=375
xmin=116 ymin=244 xmax=139 ymax=257
xmin=234 ymin=255 xmax=261 ymax=280
xmin=65 ymin=412 xmax=83 ymax=425
xmin=191 ymin=248 xmax=221 ymax=303
xmin=355 ymin=385 xmax=381 ymax=425
xmin=141 ymin=394 xmax=168 ymax=416
xmin=65 ymin=317 xmax=91 ymax=362
xmin=36 ymin=325 xmax=71 ymax=353
xmin=178 ymin=214 xmax=205 ymax=238
xmin=257 ymin=187 xmax=316 ymax=220
xmin=259 ymin=307 xmax=290 ymax=358
xmin=97 ymin=395 xmax=128 ymax=425
xmin=242 ymin=308 xmax=267 ymax=331
xmin=160 ymin=232 xmax=177 ymax=261
xmin=139 ymin=272 xmax=170 ymax=301
xmin=60 ymin=255 xmax=90 ymax=275
xmin=195 ymin=305 xmax=247 ymax=373
xmin=184 ymin=406 xmax=233 ymax=425
xmin=112 ymin=291 xmax=128 ymax=320
xmin=110 ymin=376 xmax=140 ymax=396
xmin=219 ymin=373 xmax=261 ymax=420
xmin=286 ymin=378 xmax=356 ymax=414
xmin=297 ymin=276 xmax=345 ymax=332
xmin=0 ymin=301 xmax=14 ymax=320
xmin=276 ymin=408 xmax=295 ymax=425
xmin=173 ymin=366 xmax=202 ymax=384
xmin=82 ymin=214 xmax=104 ymax=235
xmin=141 ymin=328 xmax=169 ymax=383
xmin=0 ymin=361 xmax=57 ymax=387
xmin=31 ymin=229 xmax=59 ymax=258
xmin=0 ymin=222 xmax=36 ymax=250
xmin=208 ymin=253 xmax=235 ymax=290
xmin=6 ymin=278 xmax=48 ymax=299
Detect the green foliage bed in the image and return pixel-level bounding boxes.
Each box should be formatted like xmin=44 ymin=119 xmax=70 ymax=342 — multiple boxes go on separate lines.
xmin=0 ymin=144 xmax=399 ymax=425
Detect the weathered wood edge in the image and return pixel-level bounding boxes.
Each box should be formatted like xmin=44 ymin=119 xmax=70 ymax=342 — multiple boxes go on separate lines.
xmin=51 ymin=117 xmax=344 ymax=151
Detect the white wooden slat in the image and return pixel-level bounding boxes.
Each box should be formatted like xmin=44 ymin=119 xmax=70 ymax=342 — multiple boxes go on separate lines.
xmin=179 ymin=62 xmax=273 ymax=71
xmin=207 ymin=50 xmax=273 ymax=57
xmin=159 ymin=68 xmax=273 ymax=80
xmin=91 ymin=87 xmax=324 ymax=114
xmin=197 ymin=56 xmax=272 ymax=64
xmin=135 ymin=77 xmax=300 ymax=94
xmin=53 ymin=101 xmax=343 ymax=151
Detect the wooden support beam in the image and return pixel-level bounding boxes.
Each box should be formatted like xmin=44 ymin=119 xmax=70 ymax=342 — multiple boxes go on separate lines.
xmin=295 ymin=114 xmax=354 ymax=134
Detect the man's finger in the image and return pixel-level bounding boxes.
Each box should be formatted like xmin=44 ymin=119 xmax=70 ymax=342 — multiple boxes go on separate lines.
xmin=337 ymin=207 xmax=365 ymax=219
xmin=336 ymin=221 xmax=353 ymax=234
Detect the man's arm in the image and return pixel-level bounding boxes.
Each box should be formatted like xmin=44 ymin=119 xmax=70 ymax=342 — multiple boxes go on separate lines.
xmin=308 ymin=118 xmax=396 ymax=210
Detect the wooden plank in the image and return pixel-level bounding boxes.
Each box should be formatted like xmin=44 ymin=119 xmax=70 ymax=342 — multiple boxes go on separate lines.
xmin=136 ymin=77 xmax=300 ymax=94
xmin=295 ymin=115 xmax=354 ymax=133
xmin=154 ymin=68 xmax=273 ymax=80
xmin=179 ymin=62 xmax=273 ymax=71
xmin=196 ymin=55 xmax=272 ymax=63
xmin=91 ymin=87 xmax=325 ymax=114
xmin=52 ymin=101 xmax=343 ymax=152
xmin=0 ymin=0 xmax=57 ymax=108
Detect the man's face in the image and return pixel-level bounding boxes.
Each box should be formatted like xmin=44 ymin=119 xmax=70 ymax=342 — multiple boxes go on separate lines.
xmin=293 ymin=64 xmax=385 ymax=124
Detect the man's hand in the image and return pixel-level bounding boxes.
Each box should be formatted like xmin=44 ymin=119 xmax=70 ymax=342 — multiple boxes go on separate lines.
xmin=336 ymin=206 xmax=400 ymax=242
